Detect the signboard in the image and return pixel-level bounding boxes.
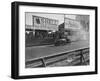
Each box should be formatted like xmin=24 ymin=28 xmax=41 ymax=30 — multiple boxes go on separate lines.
xmin=33 ymin=16 xmax=58 ymax=31
xmin=65 ymin=18 xmax=81 ymax=30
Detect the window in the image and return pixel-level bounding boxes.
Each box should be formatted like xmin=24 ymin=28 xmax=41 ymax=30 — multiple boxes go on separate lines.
xmin=36 ymin=18 xmax=40 ymax=24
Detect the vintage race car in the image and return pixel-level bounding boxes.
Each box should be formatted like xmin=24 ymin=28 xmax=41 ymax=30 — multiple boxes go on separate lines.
xmin=54 ymin=38 xmax=71 ymax=46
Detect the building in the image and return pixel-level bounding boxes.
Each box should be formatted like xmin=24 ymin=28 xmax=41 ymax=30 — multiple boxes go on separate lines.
xmin=76 ymin=15 xmax=89 ymax=31
xmin=64 ymin=18 xmax=84 ymax=41
xmin=64 ymin=18 xmax=81 ymax=30
xmin=25 ymin=15 xmax=59 ymax=46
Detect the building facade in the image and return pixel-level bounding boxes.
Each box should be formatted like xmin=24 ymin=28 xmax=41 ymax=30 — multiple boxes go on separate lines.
xmin=76 ymin=15 xmax=89 ymax=31
xmin=64 ymin=18 xmax=84 ymax=41
xmin=25 ymin=15 xmax=59 ymax=46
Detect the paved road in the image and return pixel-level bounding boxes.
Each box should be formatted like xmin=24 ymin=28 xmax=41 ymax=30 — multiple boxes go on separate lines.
xmin=25 ymin=40 xmax=89 ymax=62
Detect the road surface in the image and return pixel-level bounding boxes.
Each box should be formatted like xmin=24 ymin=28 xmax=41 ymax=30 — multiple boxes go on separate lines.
xmin=25 ymin=40 xmax=89 ymax=62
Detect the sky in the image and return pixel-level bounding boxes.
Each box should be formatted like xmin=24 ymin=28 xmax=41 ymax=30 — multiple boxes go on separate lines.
xmin=25 ymin=12 xmax=76 ymax=25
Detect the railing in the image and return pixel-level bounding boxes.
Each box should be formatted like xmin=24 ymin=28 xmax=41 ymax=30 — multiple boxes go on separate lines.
xmin=26 ymin=47 xmax=89 ymax=68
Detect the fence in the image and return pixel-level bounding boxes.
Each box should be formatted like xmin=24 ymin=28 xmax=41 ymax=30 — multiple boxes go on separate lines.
xmin=26 ymin=47 xmax=89 ymax=68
